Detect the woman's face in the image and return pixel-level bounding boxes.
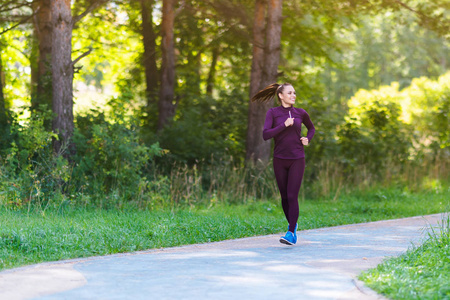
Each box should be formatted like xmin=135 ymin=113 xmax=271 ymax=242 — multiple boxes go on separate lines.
xmin=278 ymin=85 xmax=296 ymax=107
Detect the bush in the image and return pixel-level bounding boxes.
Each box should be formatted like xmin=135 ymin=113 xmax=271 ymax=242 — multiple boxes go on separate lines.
xmin=0 ymin=108 xmax=67 ymax=209
xmin=156 ymin=90 xmax=247 ymax=166
xmin=0 ymin=100 xmax=164 ymax=210
xmin=71 ymin=98 xmax=164 ymax=207
xmin=337 ymin=83 xmax=412 ymax=175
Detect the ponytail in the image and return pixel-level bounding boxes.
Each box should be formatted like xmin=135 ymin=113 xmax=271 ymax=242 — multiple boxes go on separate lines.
xmin=251 ymin=83 xmax=291 ymax=103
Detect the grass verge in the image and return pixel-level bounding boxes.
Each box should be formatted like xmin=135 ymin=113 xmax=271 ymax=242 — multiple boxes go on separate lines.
xmin=359 ymin=213 xmax=450 ymax=300
xmin=0 ymin=186 xmax=449 ymax=271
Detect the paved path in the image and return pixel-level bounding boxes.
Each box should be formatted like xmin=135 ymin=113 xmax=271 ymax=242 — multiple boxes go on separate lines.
xmin=0 ymin=213 xmax=447 ymax=300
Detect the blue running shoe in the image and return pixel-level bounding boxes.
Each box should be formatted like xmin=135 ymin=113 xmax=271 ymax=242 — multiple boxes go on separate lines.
xmin=294 ymin=223 xmax=298 ymax=243
xmin=288 ymin=223 xmax=298 ymax=244
xmin=280 ymin=231 xmax=296 ymax=245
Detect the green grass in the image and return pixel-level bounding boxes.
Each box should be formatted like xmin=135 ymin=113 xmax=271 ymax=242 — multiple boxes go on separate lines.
xmin=0 ymin=186 xmax=448 ymax=271
xmin=360 ymin=214 xmax=450 ymax=300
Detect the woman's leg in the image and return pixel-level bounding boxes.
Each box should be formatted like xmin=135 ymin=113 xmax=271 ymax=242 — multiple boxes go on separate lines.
xmin=286 ymin=158 xmax=305 ymax=233
xmin=273 ymin=158 xmax=289 ymax=222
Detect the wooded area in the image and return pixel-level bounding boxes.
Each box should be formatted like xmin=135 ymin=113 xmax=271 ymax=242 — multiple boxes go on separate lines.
xmin=0 ymin=0 xmax=449 ymax=208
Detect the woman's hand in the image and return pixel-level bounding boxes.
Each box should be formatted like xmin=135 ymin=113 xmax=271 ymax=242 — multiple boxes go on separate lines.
xmin=284 ymin=117 xmax=294 ymax=127
xmin=300 ymin=137 xmax=309 ymax=145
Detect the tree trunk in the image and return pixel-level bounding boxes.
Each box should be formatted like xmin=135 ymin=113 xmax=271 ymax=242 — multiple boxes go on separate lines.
xmin=262 ymin=0 xmax=283 ymax=87
xmin=51 ymin=0 xmax=74 ymax=155
xmin=246 ymin=0 xmax=283 ymax=163
xmin=0 ymin=45 xmax=10 ymax=147
xmin=187 ymin=49 xmax=201 ymax=95
xmin=158 ymin=0 xmax=176 ymax=130
xmin=32 ymin=0 xmax=52 ymax=116
xmin=140 ymin=0 xmax=159 ymax=108
xmin=185 ymin=6 xmax=202 ymax=95
xmin=30 ymin=32 xmax=39 ymax=100
xmin=0 ymin=46 xmax=7 ymax=122
xmin=206 ymin=46 xmax=220 ymax=95
xmin=245 ymin=0 xmax=268 ymax=163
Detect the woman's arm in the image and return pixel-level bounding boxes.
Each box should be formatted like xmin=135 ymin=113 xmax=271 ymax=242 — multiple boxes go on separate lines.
xmin=302 ymin=111 xmax=315 ymax=142
xmin=263 ymin=109 xmax=286 ymax=140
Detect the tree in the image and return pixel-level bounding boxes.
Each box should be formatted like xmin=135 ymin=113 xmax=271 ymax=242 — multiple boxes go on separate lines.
xmin=376 ymin=0 xmax=450 ymax=38
xmin=0 ymin=0 xmax=51 ymax=118
xmin=246 ymin=0 xmax=266 ymax=162
xmin=31 ymin=0 xmax=52 ymax=115
xmin=206 ymin=46 xmax=220 ymax=95
xmin=51 ymin=0 xmax=75 ymax=154
xmin=140 ymin=0 xmax=159 ymax=116
xmin=0 ymin=42 xmax=9 ymax=147
xmin=0 ymin=2 xmax=32 ymax=147
xmin=158 ymin=0 xmax=176 ymax=130
xmin=246 ymin=0 xmax=283 ymax=163
xmin=0 ymin=46 xmax=3 ymax=105
xmin=51 ymin=0 xmax=106 ymax=155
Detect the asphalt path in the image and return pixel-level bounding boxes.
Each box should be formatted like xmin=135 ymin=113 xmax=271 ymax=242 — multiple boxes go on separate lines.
xmin=0 ymin=213 xmax=446 ymax=300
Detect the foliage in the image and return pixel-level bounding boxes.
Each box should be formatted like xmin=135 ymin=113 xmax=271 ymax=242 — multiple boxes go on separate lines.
xmin=337 ymin=83 xmax=412 ymax=173
xmin=71 ymin=96 xmax=165 ymax=207
xmin=0 ymin=100 xmax=164 ymax=210
xmin=156 ymin=88 xmax=248 ymax=164
xmin=0 ymin=30 xmax=30 ymax=109
xmin=0 ymin=107 xmax=65 ymax=209
xmin=404 ymin=73 xmax=450 ymax=152
xmin=2 ymin=0 xmax=448 ymax=169
xmin=320 ymin=11 xmax=449 ymax=103
xmin=72 ymin=1 xmax=143 ymax=97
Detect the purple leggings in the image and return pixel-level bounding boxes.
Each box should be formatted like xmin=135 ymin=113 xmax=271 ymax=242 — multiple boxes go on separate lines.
xmin=273 ymin=157 xmax=305 ymax=233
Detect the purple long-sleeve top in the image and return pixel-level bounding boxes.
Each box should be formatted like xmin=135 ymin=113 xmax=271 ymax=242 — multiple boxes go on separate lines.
xmin=263 ymin=105 xmax=315 ymax=159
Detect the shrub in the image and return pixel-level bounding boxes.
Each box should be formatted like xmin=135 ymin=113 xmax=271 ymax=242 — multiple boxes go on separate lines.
xmin=71 ymin=99 xmax=164 ymax=207
xmin=0 ymin=108 xmax=67 ymax=210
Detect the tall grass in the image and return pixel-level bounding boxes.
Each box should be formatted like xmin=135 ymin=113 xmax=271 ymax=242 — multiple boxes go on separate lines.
xmin=306 ymin=155 xmax=449 ymax=200
xmin=153 ymin=154 xmax=449 ymax=210
xmin=136 ymin=156 xmax=280 ymax=208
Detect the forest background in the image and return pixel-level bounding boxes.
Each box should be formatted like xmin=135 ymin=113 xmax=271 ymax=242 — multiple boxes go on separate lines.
xmin=0 ymin=0 xmax=449 ymax=210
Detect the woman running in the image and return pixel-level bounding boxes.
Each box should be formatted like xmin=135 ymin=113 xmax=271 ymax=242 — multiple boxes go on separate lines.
xmin=252 ymin=83 xmax=315 ymax=245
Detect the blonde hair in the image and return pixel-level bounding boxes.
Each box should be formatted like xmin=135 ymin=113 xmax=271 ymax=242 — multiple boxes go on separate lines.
xmin=251 ymin=83 xmax=292 ymax=103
